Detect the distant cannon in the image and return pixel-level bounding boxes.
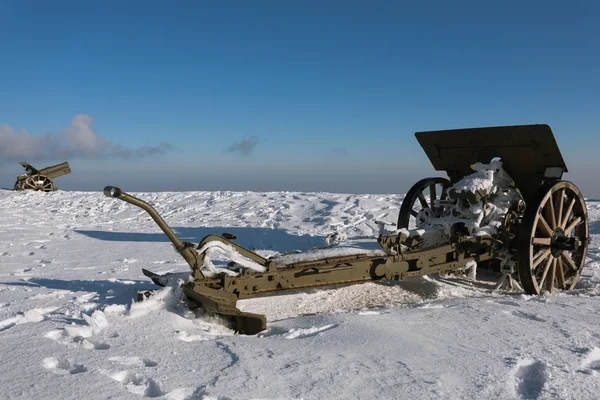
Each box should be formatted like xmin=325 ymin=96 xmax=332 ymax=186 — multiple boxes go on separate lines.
xmin=14 ymin=162 xmax=71 ymax=192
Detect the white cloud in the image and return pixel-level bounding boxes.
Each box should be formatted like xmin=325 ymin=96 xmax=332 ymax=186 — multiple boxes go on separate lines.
xmin=0 ymin=114 xmax=173 ymax=161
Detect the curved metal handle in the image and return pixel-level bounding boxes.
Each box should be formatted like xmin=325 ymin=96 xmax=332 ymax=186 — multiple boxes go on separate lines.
xmin=103 ymin=186 xmax=203 ymax=278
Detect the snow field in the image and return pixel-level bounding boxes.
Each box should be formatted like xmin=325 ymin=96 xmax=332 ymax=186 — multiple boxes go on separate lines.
xmin=1 ymin=189 xmax=600 ymax=399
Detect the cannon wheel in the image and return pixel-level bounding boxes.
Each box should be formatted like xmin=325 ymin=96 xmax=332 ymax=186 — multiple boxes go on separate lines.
xmin=397 ymin=177 xmax=451 ymax=229
xmin=22 ymin=174 xmax=57 ymax=192
xmin=518 ymin=181 xmax=588 ymax=295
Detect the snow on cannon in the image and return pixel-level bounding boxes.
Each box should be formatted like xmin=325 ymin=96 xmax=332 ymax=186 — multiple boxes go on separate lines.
xmin=103 ymin=124 xmax=588 ymax=335
xmin=14 ymin=161 xmax=71 ymax=192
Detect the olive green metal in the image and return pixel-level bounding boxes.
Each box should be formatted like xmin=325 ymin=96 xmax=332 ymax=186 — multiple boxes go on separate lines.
xmin=104 ymin=186 xmax=495 ymax=335
xmin=38 ymin=162 xmax=72 ymax=180
xmin=14 ymin=161 xmax=71 ymax=191
xmin=103 ymin=186 xmax=205 ymax=280
xmin=193 ymin=234 xmax=270 ymax=280
xmin=415 ymin=124 xmax=566 ymax=202
xmin=101 ymin=124 xmax=584 ymax=335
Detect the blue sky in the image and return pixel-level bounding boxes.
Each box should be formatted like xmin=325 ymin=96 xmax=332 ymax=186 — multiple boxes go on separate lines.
xmin=1 ymin=1 xmax=599 ymax=196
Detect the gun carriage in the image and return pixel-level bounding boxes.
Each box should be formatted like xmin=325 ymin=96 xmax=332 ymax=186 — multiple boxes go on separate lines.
xmin=104 ymin=124 xmax=588 ymax=335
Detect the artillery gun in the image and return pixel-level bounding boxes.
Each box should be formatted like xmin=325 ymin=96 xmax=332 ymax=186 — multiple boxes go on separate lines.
xmin=14 ymin=161 xmax=71 ymax=191
xmin=104 ymin=124 xmax=588 ymax=335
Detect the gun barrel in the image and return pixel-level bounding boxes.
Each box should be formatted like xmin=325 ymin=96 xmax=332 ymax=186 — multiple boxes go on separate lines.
xmin=39 ymin=162 xmax=71 ymax=180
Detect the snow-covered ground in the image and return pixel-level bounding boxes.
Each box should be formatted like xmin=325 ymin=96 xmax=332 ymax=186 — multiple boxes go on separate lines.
xmin=1 ymin=189 xmax=600 ymax=399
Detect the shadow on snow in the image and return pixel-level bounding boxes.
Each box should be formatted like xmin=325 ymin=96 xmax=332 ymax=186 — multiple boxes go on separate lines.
xmin=74 ymin=226 xmax=326 ymax=253
xmin=0 ymin=277 xmax=155 ymax=310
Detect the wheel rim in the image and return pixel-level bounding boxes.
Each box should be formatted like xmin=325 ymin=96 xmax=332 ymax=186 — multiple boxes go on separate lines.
xmin=23 ymin=174 xmax=56 ymax=192
xmin=397 ymin=177 xmax=451 ymax=230
xmin=518 ymin=181 xmax=588 ymax=295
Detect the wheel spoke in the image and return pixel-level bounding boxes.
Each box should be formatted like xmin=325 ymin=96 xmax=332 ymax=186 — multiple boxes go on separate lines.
xmin=561 ymin=197 xmax=576 ymax=230
xmin=544 ymin=193 xmax=556 ymax=229
xmin=417 ymin=193 xmax=428 ymax=209
xmin=429 ymin=185 xmax=437 ymax=210
xmin=555 ymin=189 xmax=564 ymax=228
xmin=556 ymin=257 xmax=566 ymax=289
xmin=561 ymin=252 xmax=578 ymax=271
xmin=440 ymin=187 xmax=448 ymax=200
xmin=398 ymin=178 xmax=452 ymax=230
xmin=546 ymin=259 xmax=556 ymax=293
xmin=538 ymin=256 xmax=553 ymax=288
xmin=565 ymin=216 xmax=582 ymax=235
xmin=537 ymin=214 xmax=553 ymax=237
xmin=533 ymin=248 xmax=552 ymax=269
xmin=532 ymin=237 xmax=551 ymax=246
xmin=520 ymin=183 xmax=588 ymax=295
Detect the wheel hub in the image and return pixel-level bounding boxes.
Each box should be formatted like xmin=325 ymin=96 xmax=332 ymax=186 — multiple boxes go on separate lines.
xmin=416 ymin=208 xmax=434 ymax=228
xmin=551 ymin=228 xmax=578 ymax=256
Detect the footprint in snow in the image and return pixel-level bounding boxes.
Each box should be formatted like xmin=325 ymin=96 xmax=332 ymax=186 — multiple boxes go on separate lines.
xmin=46 ymin=329 xmax=111 ymax=350
xmin=578 ymin=347 xmax=600 ymax=375
xmin=11 ymin=267 xmax=33 ymax=275
xmin=109 ymin=356 xmax=158 ymax=367
xmin=45 ymin=310 xmax=111 ymax=350
xmin=510 ymin=310 xmax=547 ymax=322
xmin=163 ymin=386 xmax=209 ymax=400
xmin=43 ymin=357 xmax=88 ymax=375
xmin=37 ymin=259 xmax=53 ymax=267
xmin=552 ymin=321 xmax=572 ymax=339
xmin=109 ymin=370 xmax=164 ymax=397
xmin=0 ymin=307 xmax=57 ymax=331
xmin=11 ymin=251 xmax=36 ymax=257
xmin=511 ymin=359 xmax=547 ymax=399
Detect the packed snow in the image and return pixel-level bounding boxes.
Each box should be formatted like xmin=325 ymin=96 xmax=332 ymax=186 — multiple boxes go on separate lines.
xmin=404 ymin=160 xmax=522 ymax=252
xmin=1 ymin=188 xmax=600 ymax=399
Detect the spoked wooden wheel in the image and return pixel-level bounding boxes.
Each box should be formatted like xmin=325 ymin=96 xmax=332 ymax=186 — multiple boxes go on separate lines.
xmin=397 ymin=177 xmax=451 ymax=229
xmin=22 ymin=174 xmax=57 ymax=192
xmin=518 ymin=181 xmax=588 ymax=295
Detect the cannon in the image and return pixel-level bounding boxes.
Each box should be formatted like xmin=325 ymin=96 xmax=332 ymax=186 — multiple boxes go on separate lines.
xmin=14 ymin=161 xmax=71 ymax=191
xmin=103 ymin=124 xmax=588 ymax=335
